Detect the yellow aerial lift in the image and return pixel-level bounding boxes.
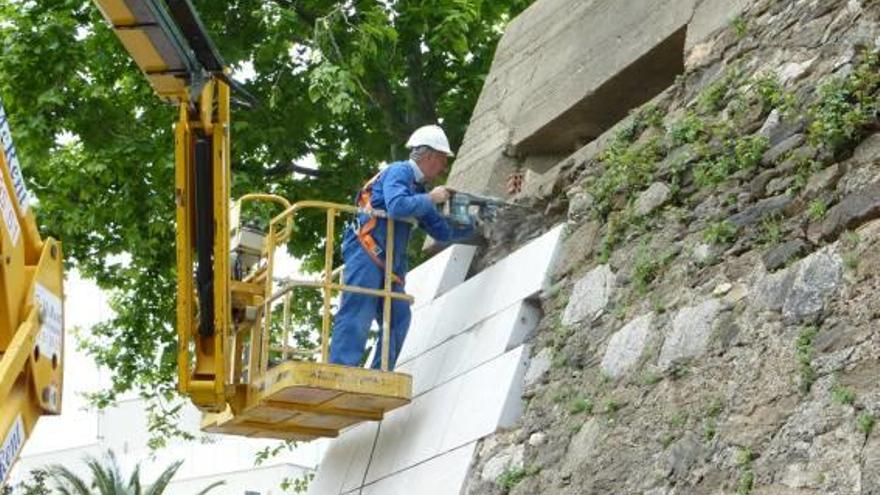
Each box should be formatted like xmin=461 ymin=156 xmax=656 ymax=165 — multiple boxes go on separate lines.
xmin=91 ymin=0 xmax=413 ymax=442
xmin=0 ymin=99 xmax=65 ymax=485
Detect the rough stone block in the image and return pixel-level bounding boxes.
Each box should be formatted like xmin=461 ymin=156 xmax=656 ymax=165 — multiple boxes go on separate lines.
xmin=658 ymin=299 xmax=723 ymax=369
xmin=601 ymin=313 xmax=654 ymax=378
xmin=634 ymin=182 xmax=672 ymax=216
xmin=562 ymin=264 xmax=616 ymax=326
xmin=752 ymin=247 xmax=843 ymax=322
xmin=782 ymin=247 xmax=843 ymax=322
xmin=524 ymin=346 xmax=553 ymax=387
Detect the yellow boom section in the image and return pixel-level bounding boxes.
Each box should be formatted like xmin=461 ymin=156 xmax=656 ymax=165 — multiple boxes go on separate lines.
xmin=0 ymin=99 xmax=64 ymax=486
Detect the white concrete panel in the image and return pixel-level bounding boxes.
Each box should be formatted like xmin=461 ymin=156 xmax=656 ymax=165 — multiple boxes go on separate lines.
xmin=311 ymin=226 xmax=562 ymax=490
xmin=365 ymin=347 xmax=526 ymax=485
xmin=357 ymin=442 xmax=477 ymax=495
xmin=397 ymin=225 xmax=563 ymax=365
xmin=406 ymin=245 xmax=477 ymax=309
xmin=399 ymin=301 xmax=540 ymax=397
xmin=307 ymin=422 xmax=378 ymax=495
xmin=395 ymin=337 xmax=451 ymax=396
xmin=365 ymin=377 xmax=464 ymax=483
xmin=394 ymin=302 xmax=441 ymax=365
xmin=440 ymin=346 xmax=527 ymax=451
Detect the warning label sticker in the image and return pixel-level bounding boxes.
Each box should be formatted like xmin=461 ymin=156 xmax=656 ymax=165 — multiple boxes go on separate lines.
xmin=0 ymin=101 xmax=30 ymax=212
xmin=0 ymin=177 xmax=20 ymax=246
xmin=0 ymin=415 xmax=24 ymax=484
xmin=34 ymin=284 xmax=63 ymax=360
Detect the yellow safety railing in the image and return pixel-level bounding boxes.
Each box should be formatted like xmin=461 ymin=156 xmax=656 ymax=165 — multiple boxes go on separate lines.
xmin=234 ymin=199 xmax=414 ymax=386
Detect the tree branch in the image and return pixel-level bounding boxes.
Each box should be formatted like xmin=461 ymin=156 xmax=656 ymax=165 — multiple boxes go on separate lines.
xmin=270 ymin=0 xmax=319 ymax=26
xmin=263 ymin=161 xmax=323 ymax=178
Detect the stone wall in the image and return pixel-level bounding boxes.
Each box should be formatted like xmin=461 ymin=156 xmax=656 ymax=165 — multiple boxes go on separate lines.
xmin=462 ymin=0 xmax=880 ymax=493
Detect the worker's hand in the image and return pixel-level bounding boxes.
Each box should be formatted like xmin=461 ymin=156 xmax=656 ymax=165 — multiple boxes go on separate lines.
xmin=428 ymin=186 xmax=452 ymax=204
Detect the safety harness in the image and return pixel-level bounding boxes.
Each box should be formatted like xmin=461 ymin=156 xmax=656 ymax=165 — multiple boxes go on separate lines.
xmin=354 ymin=171 xmax=404 ymax=285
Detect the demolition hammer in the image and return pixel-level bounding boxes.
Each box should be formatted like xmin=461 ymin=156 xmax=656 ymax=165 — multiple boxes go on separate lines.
xmin=441 ymin=190 xmax=528 ymax=229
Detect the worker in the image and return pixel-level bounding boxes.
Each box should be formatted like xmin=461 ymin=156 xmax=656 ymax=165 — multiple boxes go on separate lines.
xmin=329 ymin=125 xmax=473 ymax=370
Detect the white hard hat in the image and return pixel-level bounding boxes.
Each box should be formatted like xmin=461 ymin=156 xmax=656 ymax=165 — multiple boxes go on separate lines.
xmin=406 ymin=125 xmax=455 ymax=157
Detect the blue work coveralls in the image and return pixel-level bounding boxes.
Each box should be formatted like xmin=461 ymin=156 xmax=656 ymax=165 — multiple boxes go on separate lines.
xmin=329 ymin=160 xmax=473 ymax=370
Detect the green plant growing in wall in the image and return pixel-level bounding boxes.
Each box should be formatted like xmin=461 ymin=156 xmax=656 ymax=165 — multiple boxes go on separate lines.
xmin=737 ymin=469 xmax=755 ymax=495
xmin=692 ymin=134 xmax=768 ymax=188
xmin=569 ymin=397 xmax=594 ymax=415
xmin=807 ymin=51 xmax=880 ymax=157
xmin=734 ymin=445 xmax=756 ymax=494
xmin=697 ymin=65 xmax=744 ymax=114
xmin=703 ymin=220 xmax=739 ymax=245
xmin=632 ymin=245 xmax=660 ymax=295
xmin=597 ymin=212 xmax=628 ymax=262
xmin=758 ymin=214 xmax=784 ymax=246
xmin=668 ymin=112 xmax=708 ymax=146
xmin=735 ymin=135 xmax=770 ymax=170
xmin=789 ymin=157 xmax=823 ymax=194
xmin=752 ymin=73 xmax=795 ymax=114
xmin=858 ymin=412 xmax=876 ymax=437
xmin=832 ymin=386 xmax=856 ymax=406
xmin=591 ymin=138 xmax=663 ymax=219
xmin=668 ymin=411 xmax=688 ymax=428
xmin=641 ymin=104 xmax=666 ymax=129
xmin=603 ymin=398 xmax=622 ymax=415
xmin=732 ymin=15 xmax=748 ymax=38
xmin=808 ymin=199 xmax=828 ymax=221
xmin=796 ymin=326 xmax=819 ymax=394
xmin=705 ymin=397 xmax=724 ymax=418
xmin=641 ymin=371 xmax=663 ymax=386
xmin=496 ymin=466 xmax=540 ymax=491
xmin=702 ymin=419 xmax=717 ymax=442
xmin=841 ymin=230 xmax=861 ymax=272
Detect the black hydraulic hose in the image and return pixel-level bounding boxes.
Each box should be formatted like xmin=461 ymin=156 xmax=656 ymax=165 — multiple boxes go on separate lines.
xmin=194 ymin=135 xmax=215 ymax=337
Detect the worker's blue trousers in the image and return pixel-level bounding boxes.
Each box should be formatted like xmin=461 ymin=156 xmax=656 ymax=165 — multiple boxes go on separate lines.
xmin=329 ymin=242 xmax=411 ymax=370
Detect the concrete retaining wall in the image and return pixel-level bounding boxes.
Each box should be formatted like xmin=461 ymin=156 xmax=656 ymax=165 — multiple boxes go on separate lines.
xmin=307 ymin=226 xmax=564 ymax=494
xmin=447 ymin=0 xmax=749 ymax=196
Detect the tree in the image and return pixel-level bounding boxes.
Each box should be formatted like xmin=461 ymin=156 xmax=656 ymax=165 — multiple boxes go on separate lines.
xmin=1 ymin=469 xmax=50 ymax=495
xmin=0 ymin=0 xmax=534 ymax=436
xmin=45 ymin=451 xmax=223 ymax=495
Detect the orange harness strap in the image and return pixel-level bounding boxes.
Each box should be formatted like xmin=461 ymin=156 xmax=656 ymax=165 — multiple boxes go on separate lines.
xmin=355 ymin=172 xmax=404 ymax=285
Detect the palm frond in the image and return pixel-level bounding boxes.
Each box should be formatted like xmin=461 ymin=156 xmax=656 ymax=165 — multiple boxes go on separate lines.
xmin=46 ymin=464 xmax=92 ymax=495
xmin=194 ymin=480 xmax=226 ymax=495
xmin=84 ymin=454 xmax=117 ymax=495
xmin=128 ymin=463 xmax=143 ymax=495
xmin=143 ymin=460 xmax=183 ymax=495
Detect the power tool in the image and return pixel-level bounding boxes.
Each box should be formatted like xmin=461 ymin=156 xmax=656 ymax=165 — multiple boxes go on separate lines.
xmin=442 ymin=190 xmax=517 ymax=229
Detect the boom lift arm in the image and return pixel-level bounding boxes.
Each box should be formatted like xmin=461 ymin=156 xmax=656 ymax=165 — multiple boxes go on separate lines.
xmin=0 ymin=100 xmax=65 ymax=485
xmin=93 ymin=0 xmax=414 ymax=442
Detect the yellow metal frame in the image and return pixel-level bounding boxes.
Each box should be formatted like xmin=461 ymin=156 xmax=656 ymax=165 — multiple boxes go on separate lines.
xmin=263 ymin=200 xmax=414 ymax=372
xmin=174 ymin=78 xmax=231 ymax=412
xmin=0 ymin=100 xmax=64 ymax=486
xmin=93 ymin=0 xmax=414 ymax=441
xmin=191 ymin=199 xmax=415 ymax=441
